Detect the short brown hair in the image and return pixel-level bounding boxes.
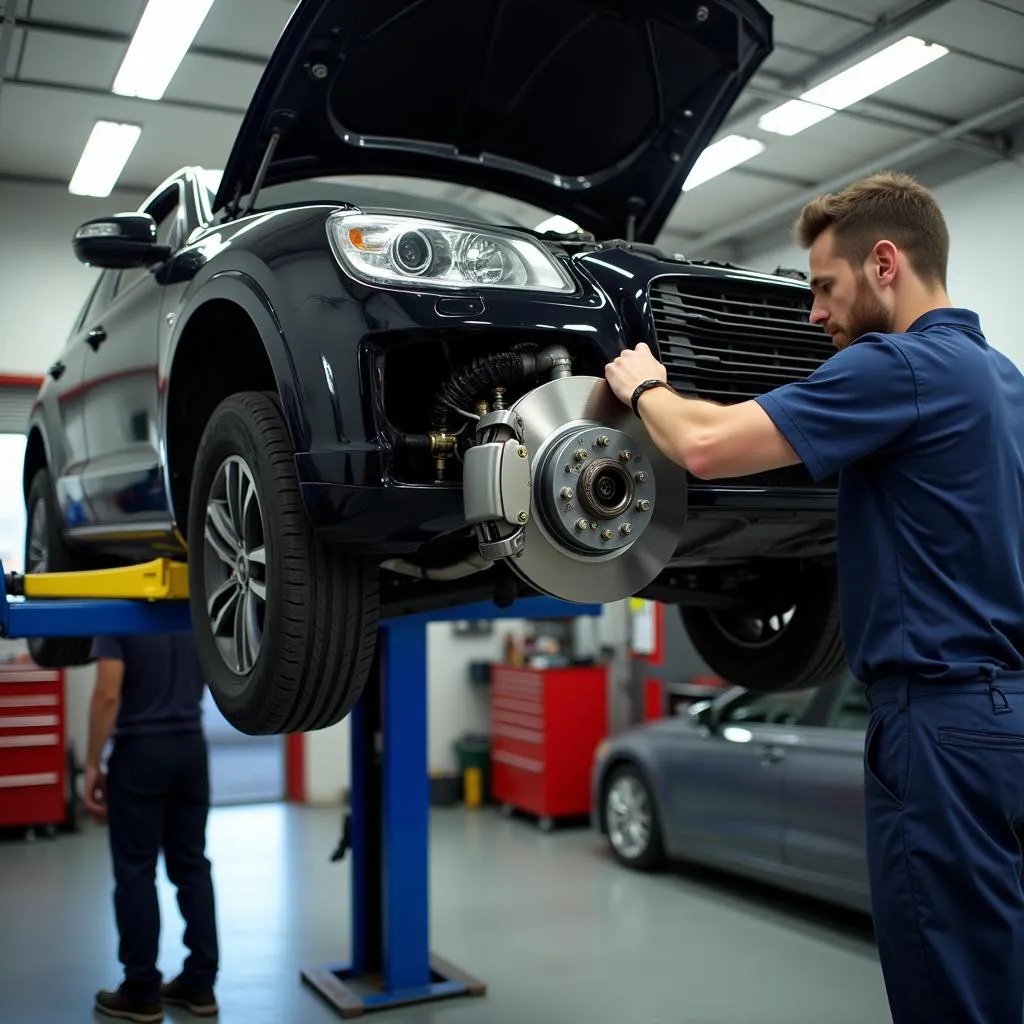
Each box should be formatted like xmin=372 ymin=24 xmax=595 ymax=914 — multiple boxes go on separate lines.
xmin=794 ymin=171 xmax=949 ymax=287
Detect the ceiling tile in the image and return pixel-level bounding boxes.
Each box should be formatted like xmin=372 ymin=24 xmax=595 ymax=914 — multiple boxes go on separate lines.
xmin=193 ymin=0 xmax=296 ymax=58
xmin=16 ymin=29 xmax=123 ymax=91
xmin=163 ymin=52 xmax=262 ymax=112
xmin=26 ymin=0 xmax=146 ymax=35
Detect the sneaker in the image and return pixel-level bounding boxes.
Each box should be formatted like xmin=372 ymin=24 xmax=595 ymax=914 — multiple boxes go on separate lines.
xmin=94 ymin=984 xmax=164 ymax=1023
xmin=159 ymin=974 xmax=218 ymax=1016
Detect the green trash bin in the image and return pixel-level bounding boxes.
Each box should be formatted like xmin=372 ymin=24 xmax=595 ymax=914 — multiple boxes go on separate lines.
xmin=454 ymin=733 xmax=491 ymax=806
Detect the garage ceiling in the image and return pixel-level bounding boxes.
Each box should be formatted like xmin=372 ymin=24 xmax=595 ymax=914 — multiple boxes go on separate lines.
xmin=1 ymin=0 xmax=1022 ymax=255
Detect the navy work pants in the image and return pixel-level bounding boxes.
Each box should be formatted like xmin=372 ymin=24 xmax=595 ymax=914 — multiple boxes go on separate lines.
xmin=106 ymin=730 xmax=219 ymax=1000
xmin=865 ymin=673 xmax=1024 ymax=1024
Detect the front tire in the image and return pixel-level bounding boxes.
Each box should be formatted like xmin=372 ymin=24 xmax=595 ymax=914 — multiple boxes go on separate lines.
xmin=679 ymin=563 xmax=845 ymax=692
xmin=187 ymin=392 xmax=379 ymax=735
xmin=603 ymin=764 xmax=665 ymax=871
xmin=23 ymin=469 xmax=94 ymax=668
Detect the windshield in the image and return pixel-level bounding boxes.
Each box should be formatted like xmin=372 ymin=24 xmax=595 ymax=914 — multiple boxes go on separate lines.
xmin=199 ymin=169 xmax=580 ymax=235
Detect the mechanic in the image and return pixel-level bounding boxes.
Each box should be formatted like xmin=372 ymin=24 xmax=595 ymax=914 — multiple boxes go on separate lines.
xmin=83 ymin=632 xmax=220 ymax=1022
xmin=605 ymin=170 xmax=1024 ymax=1024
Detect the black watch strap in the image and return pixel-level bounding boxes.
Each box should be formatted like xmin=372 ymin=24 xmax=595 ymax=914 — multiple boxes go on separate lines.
xmin=631 ymin=379 xmax=671 ymax=418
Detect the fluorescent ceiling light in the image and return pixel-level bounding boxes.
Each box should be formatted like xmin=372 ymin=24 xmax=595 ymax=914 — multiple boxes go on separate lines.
xmin=69 ymin=121 xmax=143 ymax=197
xmin=113 ymin=0 xmax=217 ymax=100
xmin=759 ymin=35 xmax=949 ymax=137
xmin=682 ymin=135 xmax=766 ymax=191
xmin=758 ymin=100 xmax=834 ymax=137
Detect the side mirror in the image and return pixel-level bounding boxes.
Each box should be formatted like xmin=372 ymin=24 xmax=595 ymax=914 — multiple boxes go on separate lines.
xmin=687 ymin=699 xmax=717 ymax=731
xmin=72 ymin=213 xmax=173 ymax=269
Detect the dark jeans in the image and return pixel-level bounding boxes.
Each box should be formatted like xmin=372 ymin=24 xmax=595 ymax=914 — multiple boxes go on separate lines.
xmin=864 ymin=673 xmax=1024 ymax=1024
xmin=106 ymin=730 xmax=219 ymax=1000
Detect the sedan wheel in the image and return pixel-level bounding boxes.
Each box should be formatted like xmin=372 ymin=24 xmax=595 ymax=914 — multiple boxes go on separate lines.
xmin=604 ymin=765 xmax=664 ymax=870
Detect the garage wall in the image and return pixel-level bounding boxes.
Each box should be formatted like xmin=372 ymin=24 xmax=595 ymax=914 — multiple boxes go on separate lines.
xmin=0 ymin=180 xmax=150 ymax=373
xmin=741 ymin=161 xmax=1024 ymax=369
xmin=301 ymin=615 xmax=520 ymax=805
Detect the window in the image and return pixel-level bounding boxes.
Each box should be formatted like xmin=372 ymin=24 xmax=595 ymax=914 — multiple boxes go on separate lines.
xmin=114 ymin=184 xmax=184 ymax=297
xmin=0 ymin=434 xmax=28 ymax=574
xmin=720 ymin=687 xmax=818 ymax=727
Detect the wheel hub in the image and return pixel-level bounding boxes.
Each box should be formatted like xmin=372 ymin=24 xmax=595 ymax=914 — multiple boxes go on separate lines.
xmin=606 ymin=776 xmax=651 ymax=859
xmin=462 ymin=375 xmax=687 ymax=604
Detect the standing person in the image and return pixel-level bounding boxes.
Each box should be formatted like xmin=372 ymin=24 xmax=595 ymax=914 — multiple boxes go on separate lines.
xmin=83 ymin=632 xmax=220 ymax=1022
xmin=604 ymin=171 xmax=1024 ymax=1024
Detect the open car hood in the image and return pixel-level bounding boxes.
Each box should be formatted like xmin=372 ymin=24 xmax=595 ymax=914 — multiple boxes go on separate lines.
xmin=213 ymin=0 xmax=773 ymax=242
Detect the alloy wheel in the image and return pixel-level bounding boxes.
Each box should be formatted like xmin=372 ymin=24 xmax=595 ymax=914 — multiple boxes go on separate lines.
xmin=606 ymin=774 xmax=652 ymax=860
xmin=27 ymin=498 xmax=48 ymax=574
xmin=202 ymin=455 xmax=268 ymax=676
xmin=707 ymin=605 xmax=796 ymax=649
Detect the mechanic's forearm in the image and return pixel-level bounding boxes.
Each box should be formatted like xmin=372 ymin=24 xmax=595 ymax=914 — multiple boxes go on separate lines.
xmin=85 ymin=695 xmax=119 ymax=769
xmin=635 ymin=386 xmax=723 ymax=478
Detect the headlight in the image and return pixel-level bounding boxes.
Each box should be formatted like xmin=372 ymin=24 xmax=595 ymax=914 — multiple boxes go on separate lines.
xmin=326 ymin=212 xmax=575 ymax=294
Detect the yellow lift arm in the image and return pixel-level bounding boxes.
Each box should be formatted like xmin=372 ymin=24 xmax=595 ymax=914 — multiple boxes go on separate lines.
xmin=17 ymin=558 xmax=190 ymax=601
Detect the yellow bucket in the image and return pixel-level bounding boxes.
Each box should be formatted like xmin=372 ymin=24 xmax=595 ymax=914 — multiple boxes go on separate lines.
xmin=463 ymin=767 xmax=483 ymax=809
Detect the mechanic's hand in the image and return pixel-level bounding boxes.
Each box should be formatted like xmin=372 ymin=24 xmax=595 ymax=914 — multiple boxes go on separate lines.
xmin=84 ymin=764 xmax=108 ymax=820
xmin=604 ymin=342 xmax=668 ymax=406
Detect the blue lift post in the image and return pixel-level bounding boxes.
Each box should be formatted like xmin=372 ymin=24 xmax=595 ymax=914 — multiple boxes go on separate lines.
xmin=0 ymin=558 xmax=601 ymax=1018
xmin=300 ymin=595 xmax=602 ymax=1018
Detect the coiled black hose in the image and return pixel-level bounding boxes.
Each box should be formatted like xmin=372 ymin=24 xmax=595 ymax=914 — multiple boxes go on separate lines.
xmin=429 ymin=343 xmax=571 ymax=429
xmin=430 ymin=350 xmax=531 ymax=428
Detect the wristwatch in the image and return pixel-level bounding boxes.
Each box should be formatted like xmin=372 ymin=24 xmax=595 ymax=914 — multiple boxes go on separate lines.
xmin=631 ymin=378 xmax=672 ymax=418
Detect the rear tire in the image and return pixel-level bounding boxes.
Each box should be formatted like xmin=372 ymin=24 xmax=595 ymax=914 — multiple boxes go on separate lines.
xmin=679 ymin=563 xmax=845 ymax=692
xmin=23 ymin=469 xmax=94 ymax=668
xmin=186 ymin=391 xmax=379 ymax=735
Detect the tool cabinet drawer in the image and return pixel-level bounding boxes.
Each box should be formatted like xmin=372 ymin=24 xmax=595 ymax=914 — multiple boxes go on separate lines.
xmin=0 ymin=666 xmax=67 ymax=829
xmin=489 ymin=664 xmax=607 ymax=822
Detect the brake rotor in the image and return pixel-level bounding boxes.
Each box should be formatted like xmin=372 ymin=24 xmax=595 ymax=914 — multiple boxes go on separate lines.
xmin=464 ymin=375 xmax=687 ymax=604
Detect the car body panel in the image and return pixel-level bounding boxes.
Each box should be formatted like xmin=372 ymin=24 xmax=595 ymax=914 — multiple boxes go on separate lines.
xmin=592 ymin=675 xmax=872 ymax=914
xmin=212 ymin=0 xmax=775 ymax=242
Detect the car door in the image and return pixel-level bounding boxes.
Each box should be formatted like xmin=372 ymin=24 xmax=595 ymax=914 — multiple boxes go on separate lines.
xmin=77 ymin=182 xmax=186 ymax=536
xmin=35 ymin=271 xmax=117 ymax=530
xmin=671 ymin=687 xmax=819 ymax=867
xmin=780 ymin=672 xmax=870 ymax=904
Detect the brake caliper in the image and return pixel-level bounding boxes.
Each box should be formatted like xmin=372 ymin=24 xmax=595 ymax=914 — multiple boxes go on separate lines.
xmin=463 ymin=409 xmax=532 ymax=562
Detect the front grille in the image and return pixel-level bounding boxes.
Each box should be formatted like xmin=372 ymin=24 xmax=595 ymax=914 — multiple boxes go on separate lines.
xmin=649 ymin=276 xmax=834 ymax=404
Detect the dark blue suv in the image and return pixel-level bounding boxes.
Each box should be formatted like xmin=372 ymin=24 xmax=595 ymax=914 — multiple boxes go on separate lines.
xmin=22 ymin=0 xmax=842 ymax=734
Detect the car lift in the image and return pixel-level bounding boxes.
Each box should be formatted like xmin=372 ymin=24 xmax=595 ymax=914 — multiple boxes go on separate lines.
xmin=0 ymin=556 xmax=601 ymax=1017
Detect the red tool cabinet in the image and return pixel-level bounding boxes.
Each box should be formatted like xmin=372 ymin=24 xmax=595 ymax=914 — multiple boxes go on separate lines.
xmin=0 ymin=664 xmax=67 ymax=830
xmin=490 ymin=663 xmax=608 ymax=824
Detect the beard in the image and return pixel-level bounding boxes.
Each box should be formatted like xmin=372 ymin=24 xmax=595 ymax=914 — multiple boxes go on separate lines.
xmin=832 ymin=276 xmax=894 ymax=349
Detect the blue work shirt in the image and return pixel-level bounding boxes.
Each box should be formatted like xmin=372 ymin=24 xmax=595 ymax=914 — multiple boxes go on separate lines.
xmin=755 ymin=307 xmax=1024 ymax=685
xmin=90 ymin=633 xmax=206 ymax=736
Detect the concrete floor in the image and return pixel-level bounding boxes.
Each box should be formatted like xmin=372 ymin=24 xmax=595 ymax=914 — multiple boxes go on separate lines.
xmin=0 ymin=803 xmax=893 ymax=1024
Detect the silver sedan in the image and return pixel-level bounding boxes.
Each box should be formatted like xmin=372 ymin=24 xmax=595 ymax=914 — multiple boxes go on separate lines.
xmin=590 ymin=672 xmax=872 ymax=914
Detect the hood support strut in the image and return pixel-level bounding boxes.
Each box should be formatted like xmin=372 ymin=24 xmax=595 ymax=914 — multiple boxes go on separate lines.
xmin=228 ymin=127 xmax=284 ymax=219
